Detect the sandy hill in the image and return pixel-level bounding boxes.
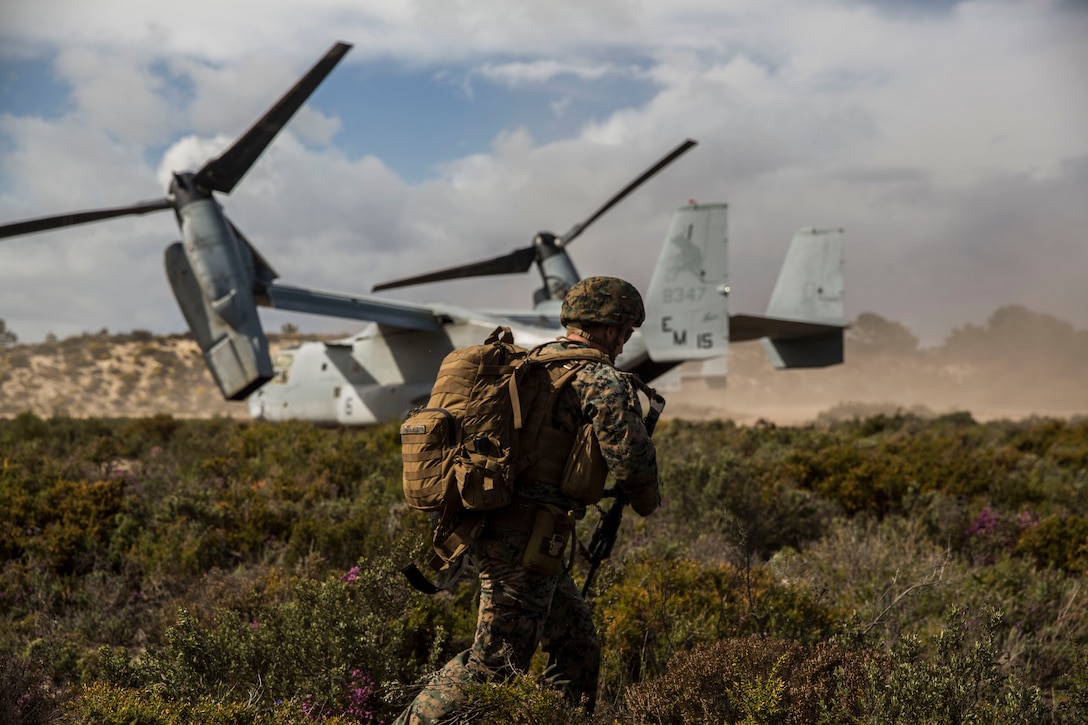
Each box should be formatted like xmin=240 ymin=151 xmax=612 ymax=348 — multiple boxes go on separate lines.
xmin=2 ymin=306 xmax=1086 ymax=424
xmin=0 ymin=331 xmax=296 ymax=420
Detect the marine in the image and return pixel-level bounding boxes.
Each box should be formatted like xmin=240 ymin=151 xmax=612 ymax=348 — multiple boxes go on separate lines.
xmin=394 ymin=276 xmax=661 ymax=723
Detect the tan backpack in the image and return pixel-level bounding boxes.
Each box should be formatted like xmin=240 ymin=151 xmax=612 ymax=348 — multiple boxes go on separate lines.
xmin=401 ymin=326 xmax=529 ymax=513
xmin=399 ymin=326 xmax=608 ymax=588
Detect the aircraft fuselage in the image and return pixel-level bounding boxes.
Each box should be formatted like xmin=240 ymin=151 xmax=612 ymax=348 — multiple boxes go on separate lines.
xmin=246 ymin=311 xmax=652 ymax=426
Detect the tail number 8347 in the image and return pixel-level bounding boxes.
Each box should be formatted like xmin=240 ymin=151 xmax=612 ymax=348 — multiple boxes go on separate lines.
xmin=661 ymin=286 xmax=706 ymax=303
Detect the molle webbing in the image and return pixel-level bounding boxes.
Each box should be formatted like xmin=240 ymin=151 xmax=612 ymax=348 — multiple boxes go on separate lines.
xmin=428 ymin=346 xmax=523 ymax=441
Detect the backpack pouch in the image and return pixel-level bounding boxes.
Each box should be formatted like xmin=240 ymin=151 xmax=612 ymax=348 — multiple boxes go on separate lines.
xmin=401 ymin=408 xmax=457 ymax=510
xmin=455 ymin=446 xmax=514 ymax=510
xmin=558 ymin=423 xmax=608 ymax=504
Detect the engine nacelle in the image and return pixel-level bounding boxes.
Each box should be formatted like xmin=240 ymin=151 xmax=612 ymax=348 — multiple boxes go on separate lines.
xmin=165 ymin=242 xmax=272 ymax=399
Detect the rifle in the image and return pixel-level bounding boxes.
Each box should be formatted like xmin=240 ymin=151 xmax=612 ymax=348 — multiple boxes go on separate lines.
xmin=581 ymin=386 xmax=665 ymax=597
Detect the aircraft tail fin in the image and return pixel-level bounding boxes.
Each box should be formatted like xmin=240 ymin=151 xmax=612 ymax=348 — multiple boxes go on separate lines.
xmin=766 ymin=227 xmax=844 ymax=325
xmin=642 ymin=202 xmax=731 ymax=366
xmin=730 ymin=227 xmax=845 ymax=369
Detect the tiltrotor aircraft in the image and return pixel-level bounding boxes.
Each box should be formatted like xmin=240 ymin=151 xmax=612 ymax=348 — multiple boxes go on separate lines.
xmin=0 ymin=41 xmax=846 ymax=426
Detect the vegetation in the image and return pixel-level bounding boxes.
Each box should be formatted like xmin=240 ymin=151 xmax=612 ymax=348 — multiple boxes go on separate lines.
xmin=0 ymin=411 xmax=1085 ymax=723
xmin=0 ymin=318 xmax=17 ymax=347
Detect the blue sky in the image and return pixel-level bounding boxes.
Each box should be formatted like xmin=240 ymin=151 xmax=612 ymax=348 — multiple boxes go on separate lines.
xmin=1 ymin=0 xmax=1086 ymax=347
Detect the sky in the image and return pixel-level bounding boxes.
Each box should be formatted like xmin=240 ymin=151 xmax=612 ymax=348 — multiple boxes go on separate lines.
xmin=0 ymin=0 xmax=1085 ymax=347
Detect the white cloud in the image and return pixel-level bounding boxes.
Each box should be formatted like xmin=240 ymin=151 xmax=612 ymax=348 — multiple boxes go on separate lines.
xmin=50 ymin=47 xmax=177 ymax=146
xmin=1 ymin=0 xmax=1086 ymax=348
xmin=476 ymin=60 xmax=618 ymax=86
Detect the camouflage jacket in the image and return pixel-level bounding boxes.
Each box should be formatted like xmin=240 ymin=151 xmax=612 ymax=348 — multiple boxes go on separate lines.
xmin=518 ymin=339 xmax=661 ymax=517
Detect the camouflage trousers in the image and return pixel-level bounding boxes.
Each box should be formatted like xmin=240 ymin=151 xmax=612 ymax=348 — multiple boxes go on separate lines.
xmin=392 ymin=527 xmax=600 ymax=724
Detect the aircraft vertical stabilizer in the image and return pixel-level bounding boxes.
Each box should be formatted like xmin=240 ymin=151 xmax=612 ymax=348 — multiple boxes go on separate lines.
xmin=730 ymin=227 xmax=845 ymax=369
xmin=642 ymin=203 xmax=731 ymax=364
xmin=765 ymin=227 xmax=843 ymax=325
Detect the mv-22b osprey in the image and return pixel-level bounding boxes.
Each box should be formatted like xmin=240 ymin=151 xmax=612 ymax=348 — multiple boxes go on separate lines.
xmin=0 ymin=42 xmax=846 ymax=426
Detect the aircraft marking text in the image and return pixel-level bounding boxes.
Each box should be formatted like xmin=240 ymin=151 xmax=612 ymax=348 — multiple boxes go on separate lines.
xmin=661 ymin=286 xmax=706 ymax=303
xmin=660 ymin=316 xmax=715 ymax=348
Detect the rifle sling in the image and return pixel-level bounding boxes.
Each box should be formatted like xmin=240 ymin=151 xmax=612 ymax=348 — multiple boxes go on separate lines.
xmin=400 ymin=562 xmax=442 ymax=595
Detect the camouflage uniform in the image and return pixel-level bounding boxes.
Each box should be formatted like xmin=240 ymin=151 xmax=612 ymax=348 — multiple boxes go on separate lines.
xmin=393 ymin=339 xmax=660 ymax=724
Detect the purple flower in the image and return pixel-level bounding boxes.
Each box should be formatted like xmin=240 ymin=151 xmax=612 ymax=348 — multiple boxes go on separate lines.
xmin=965 ymin=507 xmax=1001 ymax=537
xmin=1017 ymin=511 xmax=1038 ymax=529
xmin=341 ymin=566 xmax=361 ymax=585
xmin=343 ymin=669 xmax=379 ymax=722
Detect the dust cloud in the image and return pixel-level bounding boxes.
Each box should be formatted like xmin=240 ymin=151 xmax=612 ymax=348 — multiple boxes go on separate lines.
xmin=660 ymin=306 xmax=1088 ymax=425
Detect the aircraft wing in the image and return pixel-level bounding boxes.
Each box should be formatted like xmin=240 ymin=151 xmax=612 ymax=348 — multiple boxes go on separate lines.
xmin=730 ymin=313 xmax=845 ymax=369
xmin=728 ymin=314 xmax=843 ymax=342
xmin=263 ymin=284 xmax=446 ymax=332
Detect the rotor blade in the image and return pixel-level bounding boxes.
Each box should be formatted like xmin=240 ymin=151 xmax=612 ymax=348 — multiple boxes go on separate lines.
xmin=373 ymin=246 xmax=537 ymax=292
xmin=0 ymin=198 xmax=173 ymax=240
xmin=557 ymin=138 xmax=697 ymax=248
xmin=192 ymin=41 xmax=352 ymax=194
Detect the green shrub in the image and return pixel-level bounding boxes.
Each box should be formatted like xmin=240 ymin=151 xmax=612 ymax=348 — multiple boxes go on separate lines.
xmin=624 ymin=636 xmax=878 ymax=725
xmin=0 ymin=653 xmax=57 ymax=725
xmin=96 ymin=559 xmax=468 ymax=722
xmin=596 ymin=556 xmax=840 ymax=695
xmin=457 ymin=673 xmax=583 ymax=724
xmin=658 ymin=447 xmax=836 ymax=557
xmin=66 ymin=681 xmax=358 ymax=725
xmin=858 ymin=606 xmax=1048 ymax=724
xmin=1 ymin=414 xmax=1086 ymax=721
xmin=1014 ymin=514 xmax=1088 ymax=574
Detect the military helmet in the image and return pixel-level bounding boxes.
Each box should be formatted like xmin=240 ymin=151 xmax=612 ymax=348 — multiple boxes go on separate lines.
xmin=561 ymin=276 xmax=645 ymax=328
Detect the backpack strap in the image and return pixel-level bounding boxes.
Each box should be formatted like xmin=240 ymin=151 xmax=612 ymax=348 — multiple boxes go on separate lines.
xmin=515 ymin=346 xmax=614 ymax=473
xmin=509 ymin=372 xmax=525 ymax=430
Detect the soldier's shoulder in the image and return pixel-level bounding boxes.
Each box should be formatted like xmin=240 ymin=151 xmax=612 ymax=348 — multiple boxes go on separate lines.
xmin=572 ymin=358 xmax=629 ymax=393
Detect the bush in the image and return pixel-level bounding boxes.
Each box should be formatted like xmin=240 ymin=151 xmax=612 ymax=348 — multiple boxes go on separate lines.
xmin=1014 ymin=514 xmax=1088 ymax=574
xmin=625 ymin=636 xmax=878 ymax=724
xmin=0 ymin=653 xmax=57 ymax=725
xmin=95 ymin=559 xmax=469 ymax=722
xmin=2 ymin=414 xmax=1086 ymax=721
xmin=457 ymin=673 xmax=584 ymax=724
xmin=66 ymin=681 xmax=359 ymax=725
xmin=858 ymin=606 xmax=1048 ymax=724
xmin=596 ymin=556 xmax=840 ymax=697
